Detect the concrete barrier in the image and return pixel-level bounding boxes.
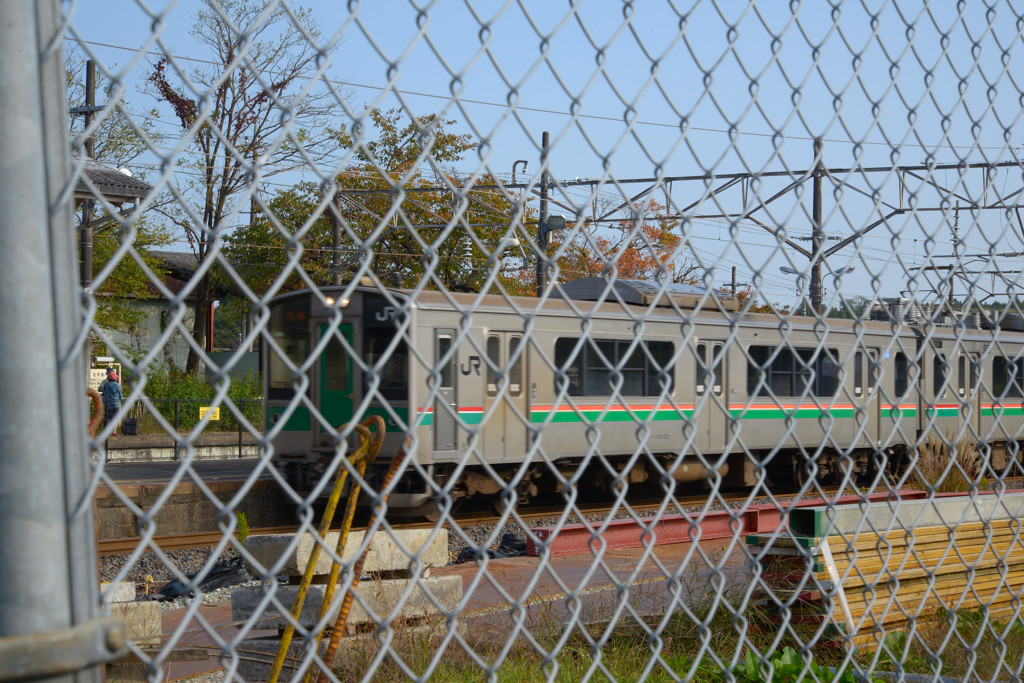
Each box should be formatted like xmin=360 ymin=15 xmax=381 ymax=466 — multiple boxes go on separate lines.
xmin=232 ymin=528 xmax=461 ymax=680
xmin=243 ymin=528 xmax=449 ymax=576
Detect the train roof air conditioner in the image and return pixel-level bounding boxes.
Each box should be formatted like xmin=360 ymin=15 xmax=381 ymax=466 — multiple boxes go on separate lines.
xmin=559 ymin=277 xmax=739 ymax=311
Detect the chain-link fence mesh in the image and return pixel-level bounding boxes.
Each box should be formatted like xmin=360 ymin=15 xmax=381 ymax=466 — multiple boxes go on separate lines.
xmin=42 ymin=0 xmax=1024 ymax=680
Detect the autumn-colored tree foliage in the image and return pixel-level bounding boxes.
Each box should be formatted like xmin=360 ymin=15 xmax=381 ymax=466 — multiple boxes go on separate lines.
xmin=724 ymin=285 xmax=792 ymax=314
xmin=504 ymin=201 xmax=701 ymax=295
xmin=148 ymin=0 xmax=340 ymax=374
xmin=225 ymin=108 xmax=524 ymax=295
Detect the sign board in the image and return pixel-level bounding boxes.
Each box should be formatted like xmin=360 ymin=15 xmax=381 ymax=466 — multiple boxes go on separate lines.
xmin=89 ymin=363 xmax=121 ymax=392
xmin=199 ymin=406 xmax=220 ymax=421
xmin=88 ymin=368 xmax=107 ymax=393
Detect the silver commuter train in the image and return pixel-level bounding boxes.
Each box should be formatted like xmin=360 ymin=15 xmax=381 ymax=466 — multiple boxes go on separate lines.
xmin=264 ymin=277 xmax=1024 ymax=513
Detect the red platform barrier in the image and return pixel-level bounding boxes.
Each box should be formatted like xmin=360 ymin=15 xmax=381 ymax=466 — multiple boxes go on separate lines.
xmin=527 ymin=490 xmax=933 ymax=556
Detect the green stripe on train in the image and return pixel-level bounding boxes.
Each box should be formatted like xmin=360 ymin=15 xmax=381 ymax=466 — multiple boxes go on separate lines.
xmin=926 ymin=408 xmax=960 ymax=417
xmin=729 ymin=408 xmax=857 ymax=420
xmin=530 ymin=408 xmax=693 ymax=424
xmin=417 ymin=410 xmax=481 ymax=427
xmin=882 ymin=408 xmax=918 ymax=418
xmin=982 ymin=406 xmax=1024 ymax=417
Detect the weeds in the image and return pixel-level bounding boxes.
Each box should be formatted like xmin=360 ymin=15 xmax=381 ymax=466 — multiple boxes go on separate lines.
xmin=905 ymin=433 xmax=983 ymax=493
xmin=871 ymin=609 xmax=1024 ymax=681
xmin=234 ymin=511 xmax=249 ymax=543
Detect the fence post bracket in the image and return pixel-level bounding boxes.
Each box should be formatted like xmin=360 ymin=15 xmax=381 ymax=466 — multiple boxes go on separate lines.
xmin=0 ymin=615 xmax=126 ymax=681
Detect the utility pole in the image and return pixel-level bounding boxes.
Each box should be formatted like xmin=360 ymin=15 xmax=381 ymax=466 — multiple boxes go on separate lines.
xmin=331 ymin=191 xmax=342 ymax=286
xmin=731 ymin=266 xmax=737 ymax=294
xmin=81 ymin=60 xmax=96 ymax=367
xmin=811 ymin=138 xmax=824 ymax=315
xmin=950 ymin=201 xmax=960 ymax=311
xmin=536 ymin=131 xmax=549 ymax=296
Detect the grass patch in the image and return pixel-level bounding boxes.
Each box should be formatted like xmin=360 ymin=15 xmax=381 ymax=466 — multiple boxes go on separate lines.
xmin=324 ymin=594 xmax=1024 ymax=681
xmin=868 ymin=608 xmax=1024 ymax=682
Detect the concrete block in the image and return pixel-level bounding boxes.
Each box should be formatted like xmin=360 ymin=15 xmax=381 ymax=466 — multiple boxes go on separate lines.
xmin=111 ymin=600 xmax=161 ymax=646
xmin=244 ymin=528 xmax=448 ymax=576
xmin=232 ymin=575 xmax=463 ymax=630
xmin=346 ymin=574 xmax=463 ymax=627
xmin=101 ymin=581 xmax=136 ymax=603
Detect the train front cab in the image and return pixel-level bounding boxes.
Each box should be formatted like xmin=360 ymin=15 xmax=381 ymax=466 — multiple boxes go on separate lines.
xmin=265 ymin=288 xmax=419 ymax=501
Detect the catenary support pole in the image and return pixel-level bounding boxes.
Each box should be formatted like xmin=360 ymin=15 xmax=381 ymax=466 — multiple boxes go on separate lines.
xmin=0 ymin=2 xmax=113 ymax=681
xmin=536 ymin=130 xmax=549 ymax=296
xmin=811 ymin=138 xmax=824 ymax=315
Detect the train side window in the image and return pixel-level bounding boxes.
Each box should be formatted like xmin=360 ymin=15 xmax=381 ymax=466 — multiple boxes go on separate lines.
xmin=486 ymin=336 xmax=500 ymax=396
xmin=509 ymin=336 xmax=523 ymax=397
xmin=437 ymin=335 xmax=454 ymax=389
xmin=854 ymin=352 xmax=863 ymax=396
xmin=747 ymin=345 xmax=838 ymax=397
xmin=957 ymin=355 xmax=966 ymax=397
xmin=994 ymin=357 xmax=1024 ymax=398
xmin=555 ymin=337 xmax=674 ymax=396
xmin=933 ymin=354 xmax=948 ymax=398
xmin=712 ymin=343 xmax=724 ymax=395
xmin=868 ymin=349 xmax=879 ymax=393
xmin=554 ymin=338 xmax=583 ymax=396
xmin=895 ymin=352 xmax=909 ymax=398
xmin=648 ymin=341 xmax=675 ymax=394
xmin=696 ymin=343 xmax=707 ymax=395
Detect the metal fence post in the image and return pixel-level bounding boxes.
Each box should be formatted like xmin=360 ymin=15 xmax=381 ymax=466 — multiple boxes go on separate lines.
xmin=0 ymin=2 xmax=122 ymax=680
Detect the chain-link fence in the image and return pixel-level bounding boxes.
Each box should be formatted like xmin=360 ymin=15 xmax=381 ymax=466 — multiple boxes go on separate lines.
xmin=8 ymin=0 xmax=1024 ymax=680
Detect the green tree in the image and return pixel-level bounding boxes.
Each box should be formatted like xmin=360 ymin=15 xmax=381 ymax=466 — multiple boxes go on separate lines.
xmin=225 ymin=108 xmax=524 ymax=295
xmin=148 ymin=0 xmax=342 ymax=374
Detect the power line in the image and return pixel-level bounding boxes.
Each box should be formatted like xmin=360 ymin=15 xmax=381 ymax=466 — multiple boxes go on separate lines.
xmin=66 ymin=36 xmax=1021 ymax=155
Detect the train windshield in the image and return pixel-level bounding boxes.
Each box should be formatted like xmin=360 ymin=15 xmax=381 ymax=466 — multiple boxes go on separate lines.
xmin=363 ymin=295 xmax=409 ymax=401
xmin=268 ymin=298 xmax=310 ymax=400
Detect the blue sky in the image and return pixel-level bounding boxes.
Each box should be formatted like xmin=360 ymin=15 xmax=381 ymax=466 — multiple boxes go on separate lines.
xmin=64 ymin=1 xmax=1024 ymax=306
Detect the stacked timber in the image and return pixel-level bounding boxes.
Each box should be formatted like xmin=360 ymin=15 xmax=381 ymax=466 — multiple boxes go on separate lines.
xmin=748 ymin=492 xmax=1024 ymax=648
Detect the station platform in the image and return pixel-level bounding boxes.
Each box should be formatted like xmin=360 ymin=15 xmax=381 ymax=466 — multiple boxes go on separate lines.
xmin=96 ymin=459 xmax=293 ymax=540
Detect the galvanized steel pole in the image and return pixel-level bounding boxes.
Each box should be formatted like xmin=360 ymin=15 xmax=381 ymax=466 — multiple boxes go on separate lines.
xmin=0 ymin=2 xmax=116 ymax=680
xmin=811 ymin=138 xmax=824 ymax=315
xmin=536 ymin=131 xmax=549 ymax=296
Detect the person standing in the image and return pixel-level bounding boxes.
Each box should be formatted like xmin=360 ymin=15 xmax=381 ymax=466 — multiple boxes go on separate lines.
xmin=102 ymin=367 xmax=123 ymax=435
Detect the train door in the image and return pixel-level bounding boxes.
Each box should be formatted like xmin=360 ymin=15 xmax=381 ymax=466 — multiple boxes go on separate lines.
xmin=696 ymin=340 xmax=728 ymax=455
xmin=956 ymin=351 xmax=971 ymax=431
xmin=928 ymin=349 xmax=961 ymax=437
xmin=864 ymin=348 xmax=880 ymax=448
xmin=434 ymin=330 xmax=458 ymax=453
xmin=317 ymin=323 xmax=353 ymax=435
xmin=482 ymin=333 xmax=527 ymax=461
